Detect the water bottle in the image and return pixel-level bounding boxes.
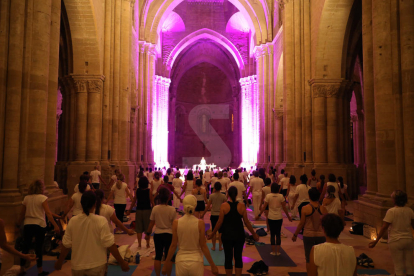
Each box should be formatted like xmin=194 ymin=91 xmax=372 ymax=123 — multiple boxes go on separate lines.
xmin=135 ymin=253 xmax=140 ymax=264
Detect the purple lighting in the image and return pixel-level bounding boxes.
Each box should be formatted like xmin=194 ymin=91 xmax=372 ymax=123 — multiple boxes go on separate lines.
xmin=240 ymin=75 xmax=259 ymax=168
xmin=152 ymin=76 xmax=171 ymax=168
xmin=226 ymin=12 xmax=250 ymax=33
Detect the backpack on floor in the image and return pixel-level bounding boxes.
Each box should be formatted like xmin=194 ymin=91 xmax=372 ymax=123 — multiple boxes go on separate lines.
xmin=256 ymin=228 xmax=267 ymax=236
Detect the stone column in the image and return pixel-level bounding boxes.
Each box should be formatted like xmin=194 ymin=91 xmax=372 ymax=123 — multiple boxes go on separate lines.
xmin=72 ymin=76 xmax=88 ymax=161
xmin=86 ymin=77 xmax=105 ymax=161
xmin=361 ymin=0 xmax=377 ymax=196
xmin=372 ymin=0 xmax=399 ymax=197
xmin=293 ymin=0 xmax=302 ymax=164
xmin=147 ymin=44 xmax=157 ymax=166
xmin=274 ymin=109 xmax=283 ymax=164
xmin=400 ymin=0 xmax=414 ymax=198
xmin=137 ymin=42 xmax=145 ymax=166
xmin=326 ymin=86 xmax=341 ymax=164
xmin=0 ymin=0 xmax=26 ymax=196
xmin=309 ymin=80 xmax=328 ymax=163
xmin=254 ymin=46 xmax=266 ymax=166
xmin=303 ymin=0 xmax=312 ymax=164
xmin=44 ymin=0 xmax=62 ymax=191
xmin=266 ymin=43 xmax=274 ymax=165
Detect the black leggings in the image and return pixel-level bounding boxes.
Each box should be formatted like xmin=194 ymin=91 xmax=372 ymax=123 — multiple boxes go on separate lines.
xmin=154 ymin=233 xmax=172 ymax=261
xmin=20 ymin=225 xmax=46 ymax=268
xmin=222 ymin=238 xmax=244 ymax=270
xmin=114 ymin=204 xmax=126 ymax=222
xmin=268 ymin=219 xmax=283 ymax=245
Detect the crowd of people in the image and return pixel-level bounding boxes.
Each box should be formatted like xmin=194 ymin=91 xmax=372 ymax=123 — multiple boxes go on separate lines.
xmin=2 ymin=165 xmax=413 ymax=276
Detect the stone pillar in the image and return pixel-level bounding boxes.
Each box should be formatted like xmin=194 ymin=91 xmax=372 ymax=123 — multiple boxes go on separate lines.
xmin=44 ymin=0 xmax=62 ymax=191
xmin=293 ymin=0 xmax=302 ymax=164
xmin=303 ymin=0 xmax=312 ymax=164
xmin=1 ymin=0 xmax=26 ymax=197
xmin=361 ymin=0 xmax=377 ymax=196
xmin=372 ymin=0 xmax=399 ymax=197
xmin=86 ymin=77 xmax=105 ymax=161
xmin=254 ymin=45 xmax=266 ymax=166
xmin=274 ymin=109 xmax=283 ymax=164
xmin=147 ymin=44 xmax=157 ymax=166
xmin=266 ymin=44 xmax=274 ymax=165
xmin=309 ymin=81 xmax=327 ymax=163
xmin=400 ymin=0 xmax=414 ymax=198
xmin=72 ymin=77 xmax=88 ymax=161
xmin=137 ymin=42 xmax=145 ymax=166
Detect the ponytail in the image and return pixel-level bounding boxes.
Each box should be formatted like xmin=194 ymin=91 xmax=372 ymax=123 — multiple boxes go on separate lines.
xmin=184 ymin=204 xmax=195 ymax=215
xmin=228 ymin=186 xmax=238 ymax=202
xmin=182 ymin=195 xmax=197 ymax=215
xmin=81 ymin=191 xmax=96 ymax=216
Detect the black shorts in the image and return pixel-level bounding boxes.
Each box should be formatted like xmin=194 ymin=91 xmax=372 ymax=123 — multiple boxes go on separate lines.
xmin=195 ymin=201 xmax=205 ymax=212
xmin=281 ymin=189 xmax=287 ymax=197
xmin=210 ymin=215 xmax=222 ymax=233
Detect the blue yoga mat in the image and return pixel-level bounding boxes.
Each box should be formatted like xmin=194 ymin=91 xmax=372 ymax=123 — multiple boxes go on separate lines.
xmin=357 ymin=269 xmax=390 ymax=275
xmin=107 ymin=265 xmax=137 ymax=276
xmin=26 ymin=260 xmax=59 ymax=276
xmin=203 ymin=243 xmax=232 ymax=266
xmin=151 ymin=264 xmax=177 ymax=276
xmin=255 ymin=244 xmax=297 ymax=267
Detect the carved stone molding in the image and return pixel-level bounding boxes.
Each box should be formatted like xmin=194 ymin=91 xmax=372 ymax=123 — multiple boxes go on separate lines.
xmin=309 ymin=79 xmax=350 ymax=98
xmin=73 ymin=80 xmax=87 ymax=93
xmin=88 ymin=80 xmax=103 ymax=93
xmin=68 ymin=75 xmax=105 ymax=94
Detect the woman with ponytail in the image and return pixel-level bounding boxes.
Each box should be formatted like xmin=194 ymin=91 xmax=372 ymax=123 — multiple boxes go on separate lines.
xmin=208 ymin=186 xmax=259 ymax=276
xmin=94 ymin=190 xmax=135 ymax=235
xmin=107 ymin=174 xmax=134 ymax=234
xmin=62 ymin=175 xmax=90 ymax=218
xmin=321 ymin=186 xmax=344 ymax=218
xmin=162 ymin=195 xmax=218 ymax=276
xmin=55 ymin=191 xmax=130 ymax=274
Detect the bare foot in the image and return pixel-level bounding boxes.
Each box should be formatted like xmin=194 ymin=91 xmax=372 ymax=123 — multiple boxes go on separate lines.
xmin=219 ymin=247 xmax=223 ymax=251
xmin=211 ymin=247 xmax=216 ymax=251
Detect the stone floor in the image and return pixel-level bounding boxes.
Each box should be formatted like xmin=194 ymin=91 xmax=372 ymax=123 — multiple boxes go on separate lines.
xmin=0 ymin=202 xmax=398 ymax=276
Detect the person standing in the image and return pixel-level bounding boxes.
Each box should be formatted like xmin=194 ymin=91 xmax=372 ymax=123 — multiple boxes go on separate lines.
xmin=260 ymin=183 xmax=292 ymax=255
xmin=369 ymin=190 xmax=414 ymax=276
xmin=162 ymin=195 xmax=218 ymax=276
xmin=247 ymin=171 xmax=264 ymax=218
xmin=278 ymin=172 xmax=290 ymax=198
xmin=321 ymin=186 xmax=343 ymax=217
xmin=203 ymin=168 xmax=211 ymax=195
xmin=127 ymin=177 xmax=154 ymax=248
xmin=309 ymin=214 xmax=357 ymax=276
xmin=55 ymin=191 xmax=129 ymax=275
xmin=319 ymin=174 xmax=343 ymax=202
xmin=172 ymin=172 xmax=183 ymax=209
xmin=257 ymin=178 xmax=272 ymax=231
xmin=308 ymin=170 xmax=318 ymax=189
xmin=193 ymin=179 xmax=207 ymax=218
xmin=292 ymin=188 xmax=327 ymax=273
xmin=151 ymin=172 xmax=162 ymax=204
xmin=181 ymin=171 xmax=195 ymax=197
xmin=201 ymin=182 xmax=227 ymax=251
xmin=90 ymin=166 xmax=106 ymax=190
xmin=63 ymin=176 xmax=90 ymax=218
xmin=107 ymin=174 xmax=134 ymax=234
xmin=292 ymin=174 xmax=311 ymax=219
xmin=228 ymin=173 xmax=247 ymax=204
xmin=16 ymin=180 xmax=60 ymax=276
xmin=277 ymin=169 xmax=285 ymax=184
xmin=145 ymin=187 xmax=177 ymax=276
xmin=287 ymin=175 xmax=299 ymax=220
xmin=208 ymin=187 xmax=259 ymax=276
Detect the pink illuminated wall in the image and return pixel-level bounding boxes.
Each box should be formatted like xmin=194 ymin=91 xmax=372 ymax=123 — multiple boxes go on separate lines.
xmin=239 ymin=75 xmax=259 ymax=167
xmin=152 ymin=76 xmax=171 ymax=168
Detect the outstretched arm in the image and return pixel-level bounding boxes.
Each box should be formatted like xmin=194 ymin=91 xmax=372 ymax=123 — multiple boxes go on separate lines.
xmin=0 ymin=219 xmax=36 ymax=261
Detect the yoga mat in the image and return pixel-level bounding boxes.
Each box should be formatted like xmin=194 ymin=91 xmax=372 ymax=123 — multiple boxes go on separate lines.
xmin=151 ymin=264 xmax=177 ymax=276
xmin=252 ymin=224 xmax=266 ymax=228
xmin=205 ymin=222 xmax=211 ymax=232
xmin=288 ymin=273 xmax=307 ymax=276
xmin=357 ymin=269 xmax=390 ymax=275
xmin=26 ymin=260 xmax=59 ymax=276
xmin=203 ymin=243 xmax=232 ymax=266
xmin=285 ymin=226 xmax=303 ymax=240
xmin=255 ymin=245 xmax=297 ymax=267
xmin=107 ymin=265 xmax=137 ymax=276
xmin=242 ymin=256 xmax=256 ymax=263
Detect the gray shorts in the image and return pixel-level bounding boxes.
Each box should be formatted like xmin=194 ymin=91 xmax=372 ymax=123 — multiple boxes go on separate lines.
xmin=135 ymin=209 xmax=152 ymax=233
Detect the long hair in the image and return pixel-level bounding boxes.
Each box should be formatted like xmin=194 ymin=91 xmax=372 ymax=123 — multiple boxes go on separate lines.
xmin=228 ymin=186 xmax=238 ymax=202
xmin=95 ymin=189 xmax=104 ymax=215
xmin=338 ymin=176 xmax=344 ymax=189
xmin=116 ymin=174 xmax=125 ymax=189
xmin=78 ymin=175 xmax=89 ymax=193
xmin=81 ymin=191 xmax=96 ymax=216
xmin=28 ymin=180 xmax=44 ymax=195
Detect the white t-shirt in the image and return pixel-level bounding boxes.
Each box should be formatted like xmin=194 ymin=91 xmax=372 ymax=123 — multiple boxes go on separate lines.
xmin=99 ymin=204 xmax=115 ymax=232
xmin=280 ymin=177 xmax=290 ymax=190
xmin=295 ymin=184 xmax=311 ymax=206
xmin=383 ymin=206 xmax=414 ymax=243
xmin=90 ymin=170 xmax=101 ymax=183
xmin=63 ymin=213 xmax=114 ymax=270
xmin=340 ymin=184 xmax=348 ymax=195
xmin=147 ymin=172 xmax=154 ymax=182
xmin=111 ymin=182 xmax=129 ymax=204
xmin=74 ymin=183 xmax=91 ymax=193
xmin=172 ymin=178 xmax=183 ymax=190
xmin=314 ymin=242 xmax=356 ymax=276
xmin=218 ymin=178 xmax=228 ymax=193
xmin=111 ymin=175 xmax=117 ymax=182
xmin=152 ymin=179 xmax=162 ymax=195
xmin=265 ymin=193 xmax=285 ymax=220
xmin=262 ymin=186 xmax=271 ymax=197
xmin=228 ymin=181 xmax=246 ymax=202
xmin=210 ymin=177 xmax=218 ymax=186
xmin=71 ymin=192 xmax=84 ymax=216
xmin=277 ymin=174 xmax=284 ymax=182
xmin=250 ymin=177 xmax=264 ymax=194
xmin=150 ymin=205 xmax=176 ymax=234
xmin=324 ymin=198 xmax=341 ymax=215
xmin=326 ymin=182 xmax=340 ymax=199
xmin=23 ymin=194 xmax=48 ymax=227
xmin=203 ymin=172 xmax=211 ymax=182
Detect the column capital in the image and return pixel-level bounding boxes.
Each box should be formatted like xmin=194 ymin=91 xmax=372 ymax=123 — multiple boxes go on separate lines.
xmin=308 ymin=79 xmax=351 ymax=98
xmin=253 ymin=45 xmax=268 ymax=60
xmin=67 ymin=75 xmax=105 ymax=94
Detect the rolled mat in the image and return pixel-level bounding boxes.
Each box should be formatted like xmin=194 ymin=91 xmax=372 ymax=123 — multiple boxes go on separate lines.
xmin=151 ymin=264 xmax=177 ymax=276
xmin=203 ymin=243 xmax=233 ymax=266
xmin=254 ymin=244 xmax=297 ymax=267
xmin=26 ymin=260 xmax=60 ymax=276
xmin=107 ymin=265 xmax=137 ymax=276
xmin=357 ymin=269 xmax=390 ymax=275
